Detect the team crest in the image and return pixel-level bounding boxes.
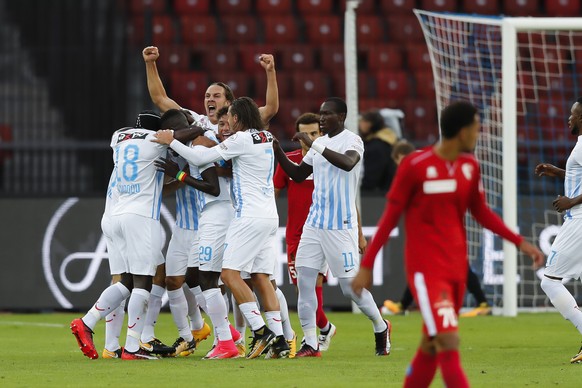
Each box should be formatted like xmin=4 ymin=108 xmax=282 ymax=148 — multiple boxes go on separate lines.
xmin=462 ymin=163 xmax=473 ymax=180
xmin=426 ymin=166 xmax=438 ymax=178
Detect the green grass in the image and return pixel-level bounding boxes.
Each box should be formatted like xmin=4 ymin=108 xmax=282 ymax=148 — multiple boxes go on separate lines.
xmin=0 ymin=312 xmax=580 ymax=387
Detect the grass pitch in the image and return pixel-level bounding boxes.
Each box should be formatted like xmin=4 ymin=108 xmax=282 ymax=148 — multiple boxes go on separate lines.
xmin=0 ymin=311 xmax=580 ymax=387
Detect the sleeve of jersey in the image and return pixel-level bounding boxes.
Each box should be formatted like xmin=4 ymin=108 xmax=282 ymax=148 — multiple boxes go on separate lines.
xmin=302 ymin=148 xmax=315 ymax=166
xmin=273 ymin=163 xmax=288 ymax=189
xmin=469 ymin=167 xmax=524 ymax=247
xmin=170 ymin=139 xmax=223 ymax=166
xmin=360 ymin=162 xmax=411 ymax=269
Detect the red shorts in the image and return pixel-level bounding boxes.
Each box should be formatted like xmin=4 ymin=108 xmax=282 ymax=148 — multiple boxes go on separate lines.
xmin=408 ymin=271 xmax=465 ymax=337
xmin=287 ymin=241 xmax=327 ymax=285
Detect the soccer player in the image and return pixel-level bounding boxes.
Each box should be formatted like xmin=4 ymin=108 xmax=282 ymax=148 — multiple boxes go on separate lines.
xmin=142 ymin=46 xmax=278 ymax=132
xmin=353 ymin=101 xmax=544 ymax=387
xmin=273 ymin=112 xmax=336 ymax=351
xmin=273 ymin=97 xmax=391 ymax=358
xmin=153 ymin=97 xmax=289 ymax=359
xmin=535 ymin=97 xmax=582 ymax=363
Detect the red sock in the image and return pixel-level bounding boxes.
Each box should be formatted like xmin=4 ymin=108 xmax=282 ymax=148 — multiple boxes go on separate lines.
xmin=315 ymin=286 xmax=328 ymax=329
xmin=403 ymin=348 xmax=438 ymax=388
xmin=437 ymin=350 xmax=469 ymax=388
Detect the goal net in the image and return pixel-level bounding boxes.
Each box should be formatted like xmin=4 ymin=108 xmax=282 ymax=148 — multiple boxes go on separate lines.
xmin=414 ymin=10 xmax=582 ymax=315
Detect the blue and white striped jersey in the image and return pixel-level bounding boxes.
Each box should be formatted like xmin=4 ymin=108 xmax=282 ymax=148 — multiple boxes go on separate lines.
xmin=110 ymin=128 xmax=167 ymax=220
xmin=172 ymin=155 xmax=200 ymax=231
xmin=564 ymin=137 xmax=582 ymax=219
xmin=303 ymin=129 xmax=364 ymax=230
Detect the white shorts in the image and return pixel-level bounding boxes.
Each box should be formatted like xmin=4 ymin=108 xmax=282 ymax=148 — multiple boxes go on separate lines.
xmin=199 ymin=201 xmax=233 ymax=273
xmin=296 ymin=224 xmax=358 ymax=279
xmin=222 ymin=217 xmax=278 ymax=275
xmin=166 ymin=226 xmax=199 ymax=276
xmin=101 ymin=214 xmax=125 ymax=275
xmin=545 ymin=217 xmax=582 ymax=280
xmin=241 ymin=259 xmax=277 ymax=281
xmin=111 ymin=213 xmax=164 ymax=276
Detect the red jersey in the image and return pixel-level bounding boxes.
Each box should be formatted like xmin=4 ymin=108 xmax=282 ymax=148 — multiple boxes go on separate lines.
xmin=273 ymin=149 xmax=314 ymax=246
xmin=361 ymin=148 xmax=523 ymax=280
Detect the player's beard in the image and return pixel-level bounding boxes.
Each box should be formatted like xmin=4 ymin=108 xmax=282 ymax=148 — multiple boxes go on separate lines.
xmin=571 ymin=124 xmax=580 ymax=136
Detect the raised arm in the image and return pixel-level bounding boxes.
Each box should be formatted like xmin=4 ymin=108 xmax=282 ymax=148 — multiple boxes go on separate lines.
xmin=257 ymin=54 xmax=279 ymax=126
xmin=535 ymin=163 xmax=565 ymax=179
xmin=273 ymin=138 xmax=312 ymax=182
xmin=143 ymin=46 xmax=181 ymax=113
xmin=294 ymin=132 xmax=360 ymax=171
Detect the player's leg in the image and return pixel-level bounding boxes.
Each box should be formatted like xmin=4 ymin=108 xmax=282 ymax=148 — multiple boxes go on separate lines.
xmin=316 ymin=271 xmax=336 ymax=352
xmin=103 ymin=275 xmax=126 ymax=358
xmin=384 ymin=286 xmax=413 ymax=315
xmin=460 ymin=267 xmax=491 ymax=317
xmin=141 ymin=264 xmax=166 ymax=344
xmin=403 ymin=333 xmax=438 ymax=388
xmin=272 ymin=280 xmax=295 ymax=357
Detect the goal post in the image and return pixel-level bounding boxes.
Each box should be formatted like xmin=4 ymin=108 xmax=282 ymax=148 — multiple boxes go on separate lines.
xmin=414 ymin=10 xmax=582 ymax=316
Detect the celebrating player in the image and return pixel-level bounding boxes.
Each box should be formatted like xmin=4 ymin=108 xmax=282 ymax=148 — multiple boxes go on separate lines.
xmin=353 ymin=101 xmax=544 ymax=387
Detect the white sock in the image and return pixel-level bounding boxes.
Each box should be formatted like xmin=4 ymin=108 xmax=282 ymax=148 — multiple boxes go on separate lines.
xmin=223 ymin=291 xmax=230 ymax=314
xmin=541 ymin=277 xmax=582 ymax=335
xmin=105 ymin=298 xmax=126 ymax=351
xmin=339 ymin=278 xmax=386 ymax=333
xmin=168 ymin=289 xmax=193 ymax=342
xmin=189 ymin=286 xmax=205 ymax=331
xmin=232 ymin=294 xmax=247 ymax=339
xmin=265 ymin=310 xmax=283 ymax=337
xmin=83 ymin=282 xmax=130 ymax=329
xmin=239 ymin=302 xmax=265 ymax=331
xmin=275 ymin=288 xmax=294 ymax=340
xmin=204 ymin=288 xmax=232 ymax=341
xmin=297 ymin=267 xmax=319 ymax=349
xmin=141 ymin=284 xmax=164 ymax=343
xmin=125 ymin=288 xmax=150 ymax=353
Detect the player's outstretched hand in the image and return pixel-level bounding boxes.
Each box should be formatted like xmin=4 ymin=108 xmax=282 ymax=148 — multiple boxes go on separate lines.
xmin=293 ymin=132 xmax=313 ymax=148
xmin=351 ymin=268 xmax=372 ymax=297
xmin=143 ymin=46 xmax=159 ymax=63
xmin=535 ymin=163 xmax=560 ymax=177
xmin=152 ymin=129 xmax=175 ymax=145
xmin=154 ymin=157 xmax=180 ymax=177
xmin=259 ymin=54 xmax=275 ymax=72
xmin=519 ymin=240 xmax=544 ymax=269
xmin=552 ymin=194 xmax=574 ymax=213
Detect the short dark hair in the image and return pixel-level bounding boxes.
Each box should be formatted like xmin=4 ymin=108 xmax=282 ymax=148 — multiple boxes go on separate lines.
xmin=360 ymin=110 xmax=385 ymax=133
xmin=324 ymin=97 xmax=347 ymax=115
xmin=391 ymin=140 xmax=416 ymax=162
xmin=229 ymin=97 xmax=263 ymax=130
xmin=135 ymin=110 xmax=161 ymax=130
xmin=217 ymin=106 xmax=229 ymax=120
xmin=160 ymin=109 xmax=189 ymax=130
xmin=210 ymin=82 xmax=235 ymax=103
xmin=440 ymin=101 xmax=478 ymax=139
xmin=295 ymin=113 xmax=320 ymax=132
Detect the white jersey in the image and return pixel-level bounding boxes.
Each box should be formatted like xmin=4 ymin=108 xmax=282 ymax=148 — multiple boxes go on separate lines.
xmin=110 ymin=128 xmax=167 ymax=220
xmin=185 ymin=109 xmax=218 ymax=133
xmin=303 ymin=129 xmax=364 ymax=230
xmin=564 ymin=136 xmax=582 ymax=219
xmin=172 ymin=155 xmax=200 ymax=231
xmin=193 ymin=131 xmax=232 ymax=211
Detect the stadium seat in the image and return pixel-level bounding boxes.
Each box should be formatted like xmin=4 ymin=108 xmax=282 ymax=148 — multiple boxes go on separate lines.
xmin=359 ymin=99 xmax=402 ymax=114
xmin=375 ymin=71 xmax=410 ymax=100
xmin=253 ymin=70 xmax=291 ymax=100
xmin=291 ymin=71 xmax=330 ymax=99
xmin=130 ymin=15 xmax=177 ymax=46
xmin=303 ymin=16 xmax=342 ymax=45
xmin=538 ymin=99 xmax=569 ymax=129
xmin=130 ymin=0 xmax=166 ymax=14
xmin=545 ymin=0 xmax=580 ymax=17
xmin=238 ymin=44 xmax=277 ymax=73
xmin=208 ymin=72 xmax=250 ymax=97
xmin=339 ymin=0 xmax=376 ymax=14
xmin=274 ymin=99 xmax=322 ymax=138
xmin=405 ymin=44 xmax=432 ymax=72
xmin=385 ymin=15 xmax=425 ymax=43
xmin=320 ymin=45 xmax=344 ymax=72
xmin=379 ymin=0 xmax=416 ymax=14
xmin=262 ymin=16 xmax=300 ymax=45
xmin=222 ymin=16 xmax=259 ymax=44
xmin=365 ymin=44 xmax=403 ymax=72
xmin=169 ymin=71 xmax=209 ymax=107
xmin=530 ymin=46 xmax=568 ymax=76
xmin=256 ymin=0 xmax=293 ymax=15
xmin=462 ymin=0 xmax=499 ymax=14
xmin=156 ymin=45 xmax=191 ymax=74
xmin=503 ymin=0 xmax=540 ymax=16
xmin=357 ymin=16 xmax=384 ymax=45
xmin=408 ymin=122 xmax=439 ymax=144
xmin=197 ymin=46 xmax=238 ymax=72
xmin=180 ymin=16 xmax=219 ymax=46
xmin=216 ymin=0 xmax=252 ymax=14
xmin=279 ymin=46 xmax=316 ymax=71
xmin=297 ymin=0 xmax=333 ymax=15
xmin=420 ymin=0 xmax=458 ymax=12
xmin=330 ymin=72 xmax=371 ymax=98
xmin=403 ymin=99 xmax=438 ymax=131
xmin=173 ymin=0 xmax=209 ymax=14
xmin=414 ymin=72 xmax=436 ymax=99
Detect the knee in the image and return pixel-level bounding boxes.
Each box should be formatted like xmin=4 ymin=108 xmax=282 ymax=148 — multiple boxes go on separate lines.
xmin=165 ymin=276 xmax=183 ymax=291
xmin=540 ymin=276 xmax=559 ymax=294
xmin=433 ymin=332 xmax=460 ymax=352
xmin=220 ymin=269 xmax=237 ymax=287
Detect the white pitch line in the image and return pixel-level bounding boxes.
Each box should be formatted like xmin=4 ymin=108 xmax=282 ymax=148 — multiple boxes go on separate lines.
xmin=0 ymin=321 xmax=67 ymax=328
